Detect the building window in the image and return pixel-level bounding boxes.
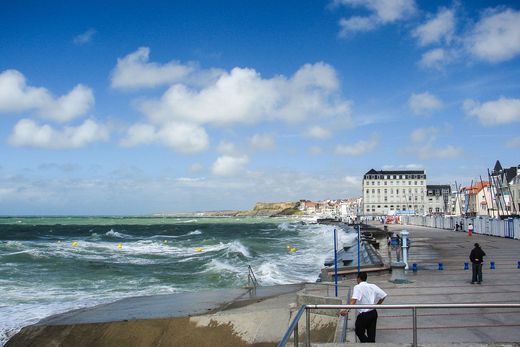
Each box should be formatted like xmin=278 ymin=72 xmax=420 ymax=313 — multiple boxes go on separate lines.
xmin=372 ymin=189 xmax=375 ymax=193
xmin=414 ymin=181 xmax=417 ymax=185
xmin=377 ymin=189 xmax=380 ymax=194
xmin=384 ymin=189 xmax=387 ymax=194
xmin=396 ymin=189 xmax=399 ymax=195
xmin=366 ymin=189 xmax=369 ymax=194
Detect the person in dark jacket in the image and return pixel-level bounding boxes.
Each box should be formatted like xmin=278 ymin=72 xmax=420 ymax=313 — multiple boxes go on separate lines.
xmin=469 ymin=243 xmax=486 ymax=284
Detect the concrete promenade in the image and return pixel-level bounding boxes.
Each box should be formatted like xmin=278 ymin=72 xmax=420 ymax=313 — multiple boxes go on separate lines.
xmin=336 ymin=223 xmax=520 ymax=345
xmin=7 ymin=223 xmax=520 ymax=346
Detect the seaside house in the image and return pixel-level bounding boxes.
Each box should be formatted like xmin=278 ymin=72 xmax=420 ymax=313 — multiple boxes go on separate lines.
xmin=463 ymin=181 xmax=492 ymax=217
xmin=488 ymin=161 xmax=519 ymax=216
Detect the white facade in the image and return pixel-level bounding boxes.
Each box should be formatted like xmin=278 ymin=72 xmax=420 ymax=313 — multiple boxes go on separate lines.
xmin=362 ymin=169 xmax=427 ymax=216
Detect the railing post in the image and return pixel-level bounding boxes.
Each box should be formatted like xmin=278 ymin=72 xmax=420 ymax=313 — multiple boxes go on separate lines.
xmin=294 ymin=322 xmax=298 ymax=347
xmin=412 ymin=307 xmax=417 ymax=347
xmin=306 ymin=307 xmax=311 ymax=347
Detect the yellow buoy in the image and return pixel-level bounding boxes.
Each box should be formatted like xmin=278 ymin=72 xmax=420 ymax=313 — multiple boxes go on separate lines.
xmin=117 ymin=243 xmax=123 ymax=249
xmin=72 ymin=241 xmax=78 ymax=247
xmin=164 ymin=240 xmax=168 ymax=244
xmin=287 ymin=245 xmax=291 ymax=249
xmin=290 ymin=248 xmax=297 ymax=253
xmin=195 ymin=247 xmax=203 ymax=252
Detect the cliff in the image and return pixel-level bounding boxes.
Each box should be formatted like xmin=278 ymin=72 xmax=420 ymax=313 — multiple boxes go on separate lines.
xmin=200 ymin=202 xmax=302 ymax=217
xmin=237 ymin=202 xmax=302 ymax=217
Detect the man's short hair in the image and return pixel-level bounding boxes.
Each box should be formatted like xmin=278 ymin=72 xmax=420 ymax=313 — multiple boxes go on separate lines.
xmin=357 ymin=271 xmax=368 ymax=281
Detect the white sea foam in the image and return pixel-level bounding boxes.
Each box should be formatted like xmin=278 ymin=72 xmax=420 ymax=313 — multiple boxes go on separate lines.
xmin=205 ymin=259 xmax=242 ymax=274
xmin=277 ymin=222 xmax=297 ymax=232
xmin=105 ymin=229 xmax=131 ymax=239
xmin=187 ymin=230 xmax=202 ymax=236
xmin=225 ymin=240 xmax=251 ymax=258
xmin=255 ymin=262 xmax=287 ymax=285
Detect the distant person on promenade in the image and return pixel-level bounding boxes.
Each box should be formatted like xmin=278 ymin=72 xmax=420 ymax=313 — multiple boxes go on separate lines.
xmin=470 ymin=243 xmax=486 ymax=284
xmin=340 ymin=272 xmax=387 ymax=343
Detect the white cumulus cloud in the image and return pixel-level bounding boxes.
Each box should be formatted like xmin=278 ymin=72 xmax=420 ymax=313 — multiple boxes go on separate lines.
xmin=418 ymin=48 xmax=454 ymax=70
xmin=406 ymin=126 xmax=462 ymax=160
xmin=138 ymin=62 xmax=351 ymax=126
xmin=335 ymin=0 xmax=416 ymax=36
xmin=120 ymin=122 xmax=209 ymax=153
xmin=212 ymin=155 xmax=249 ymax=177
xmin=466 ymin=8 xmax=520 ymax=63
xmin=335 ymin=134 xmax=379 ymax=156
xmin=410 ymin=126 xmax=439 ymax=143
xmin=111 ymin=47 xmax=197 ymax=90
xmin=0 ymin=69 xmax=94 ymax=122
xmin=306 ymin=125 xmax=331 ymax=139
xmin=8 ymin=119 xmax=108 ymax=149
xmin=408 ymin=92 xmax=443 ymax=115
xmin=217 ymin=140 xmax=237 ymax=155
xmin=463 ymin=97 xmax=520 ymax=126
xmin=250 ymin=134 xmax=276 ymax=150
xmin=413 ymin=8 xmax=455 ymax=46
xmin=112 ymin=47 xmax=226 ymax=90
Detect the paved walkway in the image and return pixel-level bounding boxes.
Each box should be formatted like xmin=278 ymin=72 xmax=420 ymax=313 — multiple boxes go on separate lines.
xmin=338 ymin=223 xmax=520 ymax=345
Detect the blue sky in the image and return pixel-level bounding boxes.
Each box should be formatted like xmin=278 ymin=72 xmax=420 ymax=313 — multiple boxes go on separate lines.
xmin=1 ymin=0 xmax=519 ymax=215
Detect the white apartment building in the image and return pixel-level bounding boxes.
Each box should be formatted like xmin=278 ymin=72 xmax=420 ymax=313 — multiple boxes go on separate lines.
xmin=362 ymin=169 xmax=427 ymax=216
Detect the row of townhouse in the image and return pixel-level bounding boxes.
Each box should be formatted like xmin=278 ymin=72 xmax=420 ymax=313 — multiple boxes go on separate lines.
xmin=298 ymin=198 xmax=362 ymax=218
xmin=452 ymin=160 xmax=520 ymax=217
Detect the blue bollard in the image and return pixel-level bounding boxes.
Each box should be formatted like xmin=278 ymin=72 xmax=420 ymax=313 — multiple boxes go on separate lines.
xmin=412 ymin=263 xmax=417 ymax=272
xmin=438 ymin=262 xmax=443 ymax=271
xmin=517 ymin=261 xmax=520 ymax=269
xmin=490 ymin=261 xmax=495 ymax=270
xmin=464 ymin=262 xmax=469 ymax=270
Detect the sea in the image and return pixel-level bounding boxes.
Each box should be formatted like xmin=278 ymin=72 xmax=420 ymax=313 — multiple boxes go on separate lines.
xmin=0 ymin=216 xmax=356 ymax=345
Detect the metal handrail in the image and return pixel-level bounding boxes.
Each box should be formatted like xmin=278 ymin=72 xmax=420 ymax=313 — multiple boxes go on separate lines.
xmin=339 ymin=287 xmax=351 ymax=342
xmin=278 ymin=303 xmax=520 ymax=347
xmin=277 ymin=304 xmax=306 ymax=347
xmin=247 ymin=265 xmax=258 ymax=289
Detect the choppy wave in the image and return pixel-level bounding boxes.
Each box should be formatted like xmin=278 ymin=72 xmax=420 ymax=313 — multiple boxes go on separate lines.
xmin=105 ymin=229 xmax=132 ymax=239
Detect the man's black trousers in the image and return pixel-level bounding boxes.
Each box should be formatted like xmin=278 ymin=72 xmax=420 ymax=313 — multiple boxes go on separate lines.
xmin=355 ymin=309 xmax=378 ymax=342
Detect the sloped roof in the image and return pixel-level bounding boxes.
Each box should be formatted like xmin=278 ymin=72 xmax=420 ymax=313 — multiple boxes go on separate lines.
xmin=465 ymin=181 xmax=490 ymax=195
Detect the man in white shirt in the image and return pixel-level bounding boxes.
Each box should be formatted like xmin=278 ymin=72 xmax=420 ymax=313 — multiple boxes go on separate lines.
xmin=341 ymin=271 xmax=387 ymax=342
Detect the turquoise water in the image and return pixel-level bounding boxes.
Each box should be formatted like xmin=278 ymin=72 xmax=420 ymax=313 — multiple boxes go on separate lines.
xmin=0 ymin=216 xmax=355 ymax=345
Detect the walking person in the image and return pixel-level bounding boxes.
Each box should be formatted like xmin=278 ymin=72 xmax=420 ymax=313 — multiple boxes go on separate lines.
xmin=470 ymin=243 xmax=486 ymax=284
xmin=340 ymin=272 xmax=387 ymax=342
